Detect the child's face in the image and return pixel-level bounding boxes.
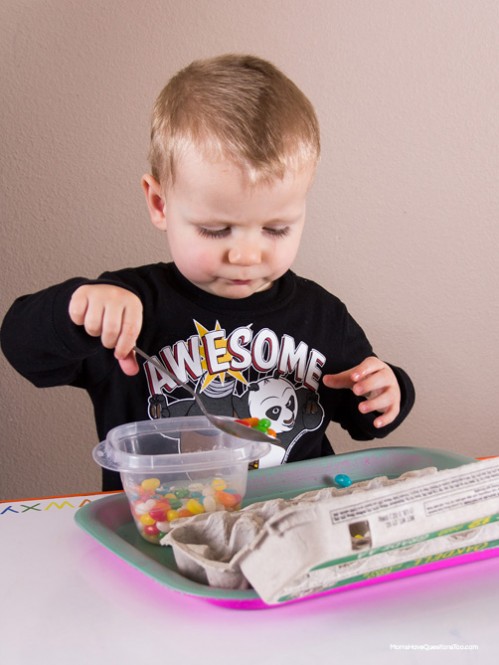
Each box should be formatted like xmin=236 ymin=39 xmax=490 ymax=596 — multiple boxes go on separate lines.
xmin=143 ymin=145 xmax=314 ymax=299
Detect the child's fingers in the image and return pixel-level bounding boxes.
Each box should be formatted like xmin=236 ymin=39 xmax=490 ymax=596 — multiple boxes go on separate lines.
xmin=351 ymin=367 xmax=391 ymax=397
xmin=323 ymin=356 xmax=381 ymax=390
xmin=100 ymin=302 xmax=127 ymax=349
xmin=358 ymin=388 xmax=397 ymax=415
xmin=69 ymin=286 xmax=143 ymax=364
xmin=324 ymin=356 xmax=401 ymax=429
xmin=359 ymin=388 xmax=400 ymax=427
xmin=373 ymin=404 xmax=400 ymax=428
xmin=114 ymin=300 xmax=143 ymax=360
xmin=350 ymin=356 xmax=386 ymax=380
xmin=68 ymin=289 xmax=90 ymax=326
xmin=80 ymin=298 xmax=105 ymax=337
xmin=118 ymin=351 xmax=140 ymax=376
xmin=69 ymin=286 xmax=108 ymax=337
xmin=322 ymin=369 xmax=355 ymax=390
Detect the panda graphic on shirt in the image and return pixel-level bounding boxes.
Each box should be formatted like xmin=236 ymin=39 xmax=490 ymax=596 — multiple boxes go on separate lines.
xmin=143 ymin=321 xmax=325 ymax=467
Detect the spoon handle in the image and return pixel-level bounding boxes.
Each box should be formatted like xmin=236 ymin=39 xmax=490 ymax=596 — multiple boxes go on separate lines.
xmin=133 ymin=346 xmax=197 ymax=400
xmin=134 ymin=346 xmax=213 ymax=422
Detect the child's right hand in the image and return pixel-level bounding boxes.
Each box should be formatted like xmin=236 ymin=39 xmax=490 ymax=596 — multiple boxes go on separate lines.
xmin=69 ymin=284 xmax=143 ymax=375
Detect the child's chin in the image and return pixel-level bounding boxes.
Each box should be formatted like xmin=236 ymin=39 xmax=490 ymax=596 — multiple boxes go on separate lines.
xmin=218 ymin=286 xmax=257 ymax=299
xmin=198 ymin=277 xmax=272 ymax=299
xmin=215 ymin=283 xmax=261 ymax=299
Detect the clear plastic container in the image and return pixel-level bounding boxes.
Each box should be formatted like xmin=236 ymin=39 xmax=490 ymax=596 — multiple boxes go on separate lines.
xmin=93 ymin=416 xmax=270 ymax=543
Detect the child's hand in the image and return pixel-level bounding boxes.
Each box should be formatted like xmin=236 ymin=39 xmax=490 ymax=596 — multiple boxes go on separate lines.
xmin=323 ymin=357 xmax=401 ymax=429
xmin=69 ymin=285 xmax=143 ymax=375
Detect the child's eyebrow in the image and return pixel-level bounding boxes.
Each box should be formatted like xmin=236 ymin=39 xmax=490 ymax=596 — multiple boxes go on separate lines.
xmin=260 ymin=215 xmax=305 ymax=228
xmin=188 ymin=218 xmax=234 ymax=228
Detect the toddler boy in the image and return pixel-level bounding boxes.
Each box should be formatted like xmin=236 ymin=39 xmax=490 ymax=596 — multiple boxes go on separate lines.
xmin=1 ymin=54 xmax=415 ymax=490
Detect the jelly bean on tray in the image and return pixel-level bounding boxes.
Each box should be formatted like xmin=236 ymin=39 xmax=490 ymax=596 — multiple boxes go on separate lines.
xmin=334 ymin=473 xmax=352 ymax=488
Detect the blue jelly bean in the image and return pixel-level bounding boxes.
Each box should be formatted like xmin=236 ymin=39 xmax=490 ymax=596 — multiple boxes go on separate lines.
xmin=334 ymin=473 xmax=352 ymax=488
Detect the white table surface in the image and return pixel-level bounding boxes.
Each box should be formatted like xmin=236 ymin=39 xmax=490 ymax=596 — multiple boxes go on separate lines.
xmin=1 ymin=491 xmax=498 ymax=664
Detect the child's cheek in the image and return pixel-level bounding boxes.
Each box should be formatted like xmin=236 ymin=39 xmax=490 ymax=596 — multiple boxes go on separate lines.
xmin=192 ymin=249 xmax=216 ymax=270
xmin=180 ymin=250 xmax=217 ymax=281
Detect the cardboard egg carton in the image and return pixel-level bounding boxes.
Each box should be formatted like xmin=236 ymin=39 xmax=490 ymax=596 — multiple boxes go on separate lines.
xmin=162 ymin=457 xmax=499 ymax=604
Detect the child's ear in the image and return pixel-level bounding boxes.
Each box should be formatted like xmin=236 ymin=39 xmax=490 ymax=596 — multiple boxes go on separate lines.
xmin=141 ymin=174 xmax=167 ymax=230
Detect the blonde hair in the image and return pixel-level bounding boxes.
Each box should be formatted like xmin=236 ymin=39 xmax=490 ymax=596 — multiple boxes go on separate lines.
xmin=148 ymin=54 xmax=320 ymax=188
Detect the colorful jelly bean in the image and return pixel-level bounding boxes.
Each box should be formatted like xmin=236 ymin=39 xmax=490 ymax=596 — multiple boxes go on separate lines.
xmin=139 ymin=513 xmax=156 ymax=526
xmin=148 ymin=504 xmax=170 ymax=522
xmin=203 ymin=496 xmax=217 ymax=512
xmin=334 ymin=473 xmax=352 ymax=488
xmin=212 ymin=477 xmax=227 ymax=491
xmin=235 ymin=417 xmax=277 ymax=438
xmin=255 ymin=418 xmax=271 ymax=432
xmin=188 ymin=483 xmax=205 ymax=492
xmin=185 ymin=498 xmax=205 ymax=515
xmin=125 ymin=474 xmax=245 ymax=543
xmin=177 ymin=508 xmax=193 ymax=518
xmin=215 ymin=490 xmax=242 ymax=508
xmin=141 ymin=477 xmax=161 ymax=492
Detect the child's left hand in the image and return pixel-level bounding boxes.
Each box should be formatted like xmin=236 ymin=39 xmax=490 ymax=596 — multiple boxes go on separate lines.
xmin=323 ymin=356 xmax=401 ymax=429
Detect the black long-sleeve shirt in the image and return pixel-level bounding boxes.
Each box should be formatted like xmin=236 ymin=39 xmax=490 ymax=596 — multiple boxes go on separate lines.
xmin=1 ymin=262 xmax=415 ymax=489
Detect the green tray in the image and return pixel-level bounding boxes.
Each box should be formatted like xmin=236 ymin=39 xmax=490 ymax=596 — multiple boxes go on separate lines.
xmin=75 ymin=446 xmax=477 ymax=609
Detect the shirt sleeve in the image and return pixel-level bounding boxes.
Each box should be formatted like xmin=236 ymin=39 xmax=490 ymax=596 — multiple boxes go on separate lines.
xmin=0 ymin=275 xmax=138 ymax=387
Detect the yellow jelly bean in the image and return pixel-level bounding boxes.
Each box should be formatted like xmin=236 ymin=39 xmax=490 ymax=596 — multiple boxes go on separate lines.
xmin=139 ymin=514 xmax=156 ymax=526
xmin=185 ymin=498 xmax=205 ymax=515
xmin=167 ymin=509 xmax=180 ymax=522
xmin=141 ymin=478 xmax=161 ymax=491
xmin=212 ymin=477 xmax=227 ymax=491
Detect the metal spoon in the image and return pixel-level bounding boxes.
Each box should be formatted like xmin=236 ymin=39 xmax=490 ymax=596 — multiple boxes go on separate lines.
xmin=133 ymin=346 xmax=280 ymax=445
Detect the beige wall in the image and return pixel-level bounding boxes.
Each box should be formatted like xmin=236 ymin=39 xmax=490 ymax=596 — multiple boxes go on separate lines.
xmin=1 ymin=0 xmax=498 ymax=500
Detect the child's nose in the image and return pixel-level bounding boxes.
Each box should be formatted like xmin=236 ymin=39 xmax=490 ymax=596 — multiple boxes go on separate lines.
xmin=227 ymin=242 xmax=262 ymax=265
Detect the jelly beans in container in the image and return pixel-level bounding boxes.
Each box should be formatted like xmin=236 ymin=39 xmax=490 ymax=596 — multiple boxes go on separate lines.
xmin=93 ymin=416 xmax=270 ymax=543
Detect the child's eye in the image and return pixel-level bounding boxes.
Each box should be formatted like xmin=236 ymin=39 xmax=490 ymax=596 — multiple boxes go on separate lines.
xmin=197 ymin=226 xmax=290 ymax=239
xmin=197 ymin=227 xmax=231 ymax=239
xmin=264 ymin=227 xmax=290 ymax=238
